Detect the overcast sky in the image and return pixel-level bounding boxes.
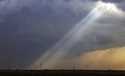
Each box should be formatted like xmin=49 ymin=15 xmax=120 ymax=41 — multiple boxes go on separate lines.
xmin=0 ymin=0 xmax=125 ymax=69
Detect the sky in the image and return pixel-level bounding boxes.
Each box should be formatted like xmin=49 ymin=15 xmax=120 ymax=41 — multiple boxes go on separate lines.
xmin=0 ymin=0 xmax=125 ymax=69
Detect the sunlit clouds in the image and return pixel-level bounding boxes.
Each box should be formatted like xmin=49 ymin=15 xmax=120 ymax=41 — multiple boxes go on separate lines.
xmin=80 ymin=47 xmax=125 ymax=70
xmin=96 ymin=1 xmax=124 ymax=16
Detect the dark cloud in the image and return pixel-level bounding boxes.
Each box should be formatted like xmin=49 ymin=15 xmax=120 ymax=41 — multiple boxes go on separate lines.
xmin=0 ymin=0 xmax=125 ymax=69
xmin=0 ymin=0 xmax=94 ymax=69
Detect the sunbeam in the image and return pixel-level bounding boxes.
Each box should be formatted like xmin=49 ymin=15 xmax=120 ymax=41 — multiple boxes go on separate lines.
xmin=31 ymin=1 xmax=123 ymax=69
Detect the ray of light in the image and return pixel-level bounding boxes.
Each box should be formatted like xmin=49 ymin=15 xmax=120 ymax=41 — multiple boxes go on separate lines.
xmin=30 ymin=1 xmax=119 ymax=69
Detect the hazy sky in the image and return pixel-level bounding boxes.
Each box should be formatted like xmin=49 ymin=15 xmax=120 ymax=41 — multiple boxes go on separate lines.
xmin=0 ymin=0 xmax=125 ymax=69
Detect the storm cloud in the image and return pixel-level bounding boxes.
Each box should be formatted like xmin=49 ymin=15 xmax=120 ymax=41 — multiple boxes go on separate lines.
xmin=0 ymin=0 xmax=125 ymax=69
xmin=0 ymin=0 xmax=95 ymax=69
